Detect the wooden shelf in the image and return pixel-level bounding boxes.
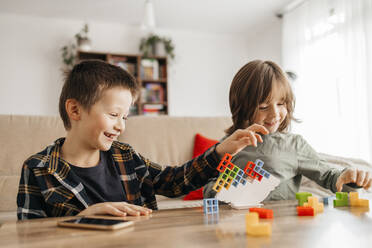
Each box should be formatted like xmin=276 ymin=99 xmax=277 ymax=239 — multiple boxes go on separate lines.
xmin=77 ymin=51 xmax=168 ymax=116
xmin=141 ymin=79 xmax=167 ymax=83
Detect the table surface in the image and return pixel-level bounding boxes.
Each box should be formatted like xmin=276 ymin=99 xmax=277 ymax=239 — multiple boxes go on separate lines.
xmin=1 ymin=199 xmax=371 ymax=248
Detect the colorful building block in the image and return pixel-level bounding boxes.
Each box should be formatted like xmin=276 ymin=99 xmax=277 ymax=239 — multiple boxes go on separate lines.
xmin=296 ymin=192 xmax=312 ymax=206
xmin=212 ymin=178 xmax=225 ymax=193
xmin=216 ymin=153 xmax=234 ymax=173
xmin=349 ymin=192 xmax=369 ymax=208
xmin=333 ymin=192 xmax=348 ymax=207
xmin=297 ymin=206 xmax=315 ymax=216
xmin=240 ymin=178 xmax=247 ymax=185
xmin=214 ymin=154 xmax=269 ymax=193
xmin=223 ymin=177 xmax=233 ymax=190
xmin=303 ymin=196 xmax=324 ymax=214
xmin=203 ymin=198 xmax=219 ymax=214
xmin=245 ymin=212 xmax=271 ymax=236
xmin=255 ymin=159 xmax=264 ymax=168
xmin=322 ymin=196 xmax=335 ymax=205
xmin=249 ymin=208 xmax=274 ymax=219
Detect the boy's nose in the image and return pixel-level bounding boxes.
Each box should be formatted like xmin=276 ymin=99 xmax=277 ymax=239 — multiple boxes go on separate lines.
xmin=114 ymin=119 xmax=125 ymax=132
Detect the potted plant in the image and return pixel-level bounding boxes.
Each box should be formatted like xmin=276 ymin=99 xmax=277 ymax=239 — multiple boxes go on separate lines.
xmin=75 ymin=24 xmax=91 ymax=51
xmin=139 ymin=34 xmax=175 ymax=59
xmin=61 ymin=24 xmax=92 ymax=69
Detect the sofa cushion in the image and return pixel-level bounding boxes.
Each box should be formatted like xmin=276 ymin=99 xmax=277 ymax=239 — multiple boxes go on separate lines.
xmin=193 ymin=133 xmax=219 ymax=158
xmin=183 ymin=133 xmax=219 ymax=201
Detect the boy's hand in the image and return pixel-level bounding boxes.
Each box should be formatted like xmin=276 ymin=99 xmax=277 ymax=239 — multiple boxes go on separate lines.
xmin=215 ymin=124 xmax=269 ymax=157
xmin=78 ymin=202 xmax=152 ymax=217
xmin=335 ymin=169 xmax=372 ymax=192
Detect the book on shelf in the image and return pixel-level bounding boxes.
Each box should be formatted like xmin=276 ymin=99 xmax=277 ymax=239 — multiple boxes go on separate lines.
xmin=159 ymin=64 xmax=167 ymax=79
xmin=141 ymin=59 xmax=159 ymax=80
xmin=141 ymin=83 xmax=164 ymax=102
xmin=108 ymin=57 xmax=137 ymax=76
xmin=142 ymin=103 xmax=165 ymax=116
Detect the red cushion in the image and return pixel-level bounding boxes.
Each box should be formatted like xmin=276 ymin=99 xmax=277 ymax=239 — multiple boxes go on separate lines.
xmin=183 ymin=133 xmax=219 ymax=201
xmin=192 ymin=133 xmax=219 ymax=158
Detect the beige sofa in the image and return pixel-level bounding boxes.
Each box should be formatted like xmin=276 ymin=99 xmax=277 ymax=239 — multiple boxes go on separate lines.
xmin=1 ymin=115 xmax=371 ymax=223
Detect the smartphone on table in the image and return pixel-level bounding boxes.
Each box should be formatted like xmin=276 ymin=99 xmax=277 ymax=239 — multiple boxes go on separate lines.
xmin=57 ymin=217 xmax=134 ymax=231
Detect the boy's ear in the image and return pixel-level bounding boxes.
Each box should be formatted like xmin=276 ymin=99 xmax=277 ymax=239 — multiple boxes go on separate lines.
xmin=65 ymin=99 xmax=82 ymax=122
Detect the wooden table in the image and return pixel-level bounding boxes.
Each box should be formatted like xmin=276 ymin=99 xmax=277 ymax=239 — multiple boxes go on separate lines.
xmin=1 ymin=200 xmax=371 ymax=248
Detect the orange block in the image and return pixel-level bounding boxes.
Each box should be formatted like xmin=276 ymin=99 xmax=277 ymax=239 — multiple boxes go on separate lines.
xmin=245 ymin=212 xmax=272 ymax=236
xmin=249 ymin=208 xmax=274 ymax=219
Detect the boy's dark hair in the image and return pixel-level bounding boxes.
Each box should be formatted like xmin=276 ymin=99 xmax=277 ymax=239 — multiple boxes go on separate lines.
xmin=59 ymin=60 xmax=140 ymax=130
xmin=226 ymin=60 xmax=296 ymax=135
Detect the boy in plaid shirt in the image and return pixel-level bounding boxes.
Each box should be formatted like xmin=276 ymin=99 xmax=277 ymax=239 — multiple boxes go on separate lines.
xmin=17 ymin=60 xmax=268 ymax=219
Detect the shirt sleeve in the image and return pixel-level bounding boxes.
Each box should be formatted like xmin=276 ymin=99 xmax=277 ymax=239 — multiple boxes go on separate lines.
xmin=140 ymin=144 xmax=221 ymax=198
xmin=296 ymin=135 xmax=344 ymax=193
xmin=17 ymin=163 xmax=48 ymax=220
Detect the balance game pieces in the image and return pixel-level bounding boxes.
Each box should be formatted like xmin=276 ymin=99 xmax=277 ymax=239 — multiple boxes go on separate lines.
xmin=212 ymin=153 xmax=271 ymax=193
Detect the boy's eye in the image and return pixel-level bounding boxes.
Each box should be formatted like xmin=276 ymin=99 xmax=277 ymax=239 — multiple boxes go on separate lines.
xmin=110 ymin=113 xmax=118 ymax=117
xmin=259 ymin=106 xmax=268 ymax=110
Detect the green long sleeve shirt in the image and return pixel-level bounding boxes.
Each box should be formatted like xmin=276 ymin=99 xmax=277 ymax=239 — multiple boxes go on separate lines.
xmin=204 ymin=132 xmax=345 ymax=201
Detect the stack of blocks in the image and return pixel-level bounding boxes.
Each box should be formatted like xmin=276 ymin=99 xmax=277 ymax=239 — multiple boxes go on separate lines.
xmin=303 ymin=197 xmax=324 ymax=214
xmin=333 ymin=192 xmax=349 ymax=207
xmin=333 ymin=192 xmax=369 ymax=208
xmin=349 ymin=192 xmax=369 ymax=207
xmin=296 ymin=192 xmax=324 ymax=216
xmin=203 ymin=198 xmax=219 ymax=214
xmin=245 ymin=212 xmax=272 ymax=236
xmin=212 ymin=153 xmax=270 ymax=193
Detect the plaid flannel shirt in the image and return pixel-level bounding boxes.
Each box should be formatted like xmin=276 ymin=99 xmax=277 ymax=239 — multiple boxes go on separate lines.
xmin=17 ymin=138 xmax=220 ymax=220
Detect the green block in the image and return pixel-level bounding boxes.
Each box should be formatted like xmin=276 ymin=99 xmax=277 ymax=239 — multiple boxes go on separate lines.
xmin=296 ymin=192 xmax=312 ymax=206
xmin=333 ymin=192 xmax=348 ymax=207
xmin=229 ymin=170 xmax=237 ymax=179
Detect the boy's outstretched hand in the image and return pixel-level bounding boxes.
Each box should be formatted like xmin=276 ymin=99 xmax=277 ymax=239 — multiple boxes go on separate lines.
xmin=335 ymin=168 xmax=372 ymax=192
xmin=215 ymin=124 xmax=269 ymax=158
xmin=78 ymin=202 xmax=152 ymax=217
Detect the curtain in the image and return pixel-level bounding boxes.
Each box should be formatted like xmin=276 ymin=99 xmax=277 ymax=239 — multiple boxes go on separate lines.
xmin=282 ymin=0 xmax=372 ymax=162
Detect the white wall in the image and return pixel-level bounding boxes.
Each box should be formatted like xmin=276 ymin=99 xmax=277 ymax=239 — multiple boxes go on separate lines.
xmin=0 ymin=13 xmax=282 ymax=117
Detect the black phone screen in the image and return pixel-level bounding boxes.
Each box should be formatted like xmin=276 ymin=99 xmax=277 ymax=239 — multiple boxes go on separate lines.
xmin=64 ymin=218 xmax=129 ymax=226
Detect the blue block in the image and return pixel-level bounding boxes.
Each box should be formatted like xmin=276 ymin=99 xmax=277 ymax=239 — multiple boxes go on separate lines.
xmin=232 ymin=180 xmax=239 ymax=187
xmin=235 ymin=175 xmax=242 ymax=182
xmin=255 ymin=159 xmax=264 ymax=167
xmin=237 ymin=169 xmax=244 ymax=176
xmin=203 ymin=198 xmax=219 ymax=214
xmin=240 ymin=178 xmax=247 ymax=185
xmin=254 ymin=166 xmax=261 ymax=173
xmin=264 ymin=172 xmax=270 ymax=178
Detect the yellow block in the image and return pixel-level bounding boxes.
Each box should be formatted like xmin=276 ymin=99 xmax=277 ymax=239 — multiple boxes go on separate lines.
xmin=246 ymin=212 xmax=259 ymax=225
xmin=304 ymin=196 xmax=324 ymax=214
xmin=245 ymin=212 xmax=271 ymax=236
xmin=246 ymin=223 xmax=272 ymax=236
xmin=212 ymin=178 xmax=225 ymax=193
xmin=349 ymin=192 xmax=369 ymax=207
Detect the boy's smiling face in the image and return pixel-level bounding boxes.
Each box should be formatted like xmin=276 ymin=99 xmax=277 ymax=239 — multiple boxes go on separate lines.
xmin=252 ymin=81 xmax=288 ymax=133
xmin=77 ymin=86 xmax=133 ymax=151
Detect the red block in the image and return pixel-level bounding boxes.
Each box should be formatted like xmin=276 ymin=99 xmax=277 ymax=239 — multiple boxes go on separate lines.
xmin=244 ymin=161 xmax=256 ymax=175
xmin=218 ymin=153 xmax=235 ymax=171
xmin=297 ymin=206 xmax=314 ymax=216
xmin=249 ymin=208 xmax=274 ymax=219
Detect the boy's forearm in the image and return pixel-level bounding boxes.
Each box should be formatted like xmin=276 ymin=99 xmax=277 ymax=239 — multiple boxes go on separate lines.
xmin=150 ymin=144 xmax=220 ymax=197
